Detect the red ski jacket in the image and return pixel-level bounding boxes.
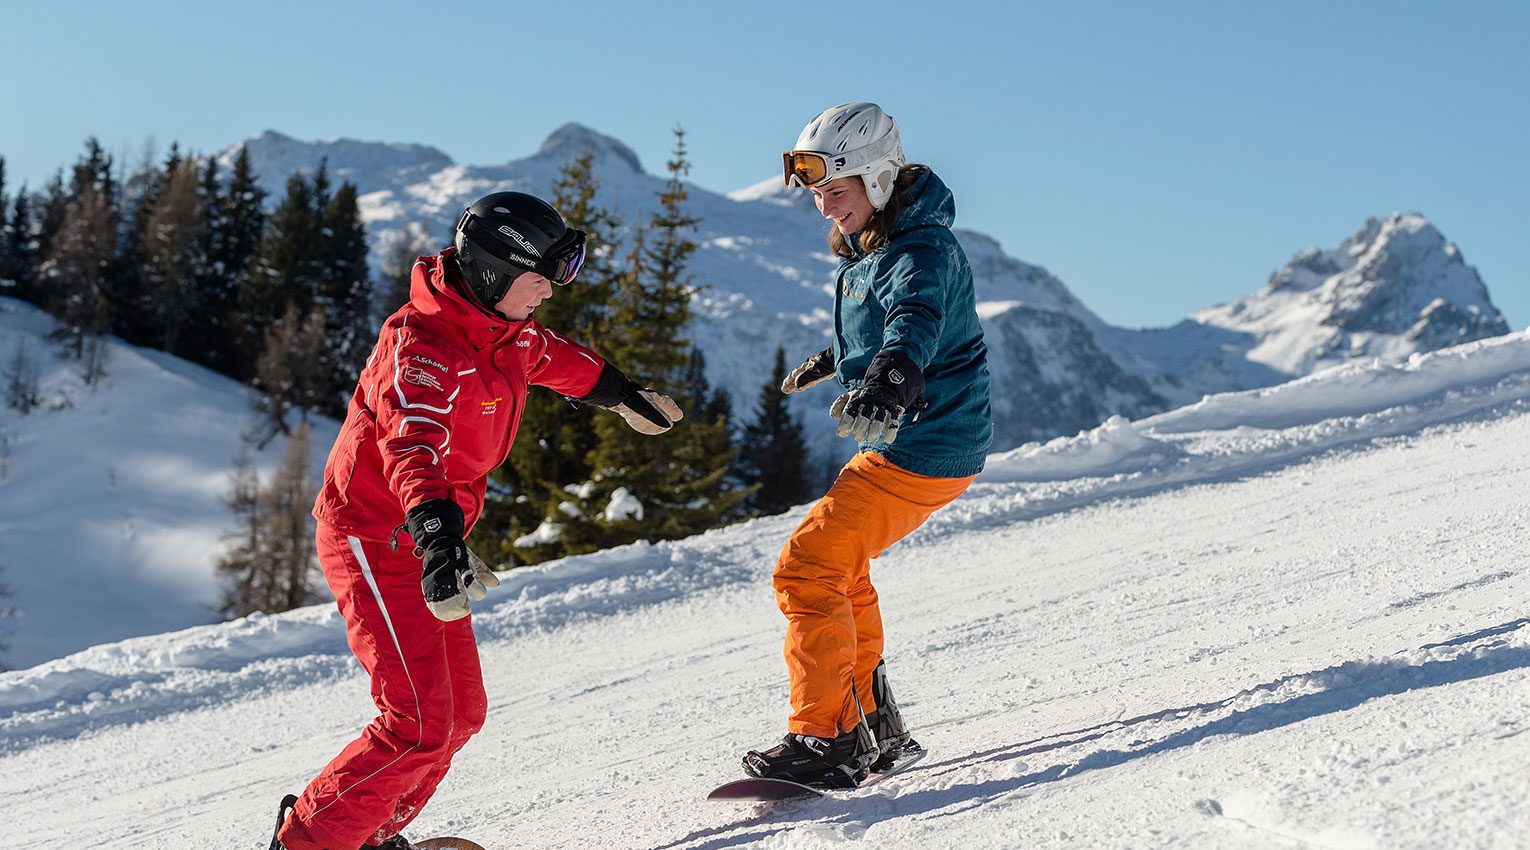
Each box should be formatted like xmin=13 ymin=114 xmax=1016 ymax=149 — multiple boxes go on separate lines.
xmin=312 ymin=248 xmax=605 ymax=545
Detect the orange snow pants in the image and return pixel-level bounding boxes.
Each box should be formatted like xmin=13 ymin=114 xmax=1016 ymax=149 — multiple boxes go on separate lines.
xmin=774 ymin=451 xmax=974 ymax=738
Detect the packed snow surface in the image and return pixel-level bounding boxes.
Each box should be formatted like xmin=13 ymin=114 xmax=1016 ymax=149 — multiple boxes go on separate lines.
xmin=4 ymin=329 xmax=1530 ymax=848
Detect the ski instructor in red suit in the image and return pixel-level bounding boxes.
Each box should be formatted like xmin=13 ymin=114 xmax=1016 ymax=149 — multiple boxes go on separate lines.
xmin=269 ymin=191 xmax=684 ymax=850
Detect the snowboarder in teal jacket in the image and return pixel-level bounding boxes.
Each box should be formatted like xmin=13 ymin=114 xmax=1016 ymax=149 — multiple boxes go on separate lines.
xmin=744 ymin=102 xmax=993 ymax=789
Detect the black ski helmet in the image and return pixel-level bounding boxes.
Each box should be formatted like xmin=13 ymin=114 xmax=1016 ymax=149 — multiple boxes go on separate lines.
xmin=452 ymin=191 xmax=587 ymax=309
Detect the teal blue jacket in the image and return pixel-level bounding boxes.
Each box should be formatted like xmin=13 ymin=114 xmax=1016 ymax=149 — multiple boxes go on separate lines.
xmin=833 ymin=169 xmax=993 ymax=478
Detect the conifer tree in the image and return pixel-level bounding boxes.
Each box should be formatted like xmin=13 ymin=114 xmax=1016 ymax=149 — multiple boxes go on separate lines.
xmin=42 ymin=182 xmax=115 ymax=365
xmin=559 ymin=128 xmax=747 ymax=553
xmin=0 ymin=157 xmax=8 ymax=282
xmin=238 ymin=172 xmax=320 ymax=379
xmin=141 ymin=159 xmax=208 ymax=355
xmin=30 ymin=172 xmax=70 ymax=306
xmin=205 ymin=149 xmax=267 ymax=376
xmin=220 ymin=148 xmax=268 ymax=281
xmin=217 ymin=425 xmax=320 ymax=619
xmin=738 ymin=347 xmax=814 ymax=515
xmin=3 ymin=188 xmax=35 ymax=300
xmin=181 ymin=155 xmax=232 ymax=373
xmin=474 ymin=151 xmax=623 ymax=565
xmin=116 ymin=144 xmax=184 ymax=346
xmin=318 ymin=182 xmax=372 ymax=415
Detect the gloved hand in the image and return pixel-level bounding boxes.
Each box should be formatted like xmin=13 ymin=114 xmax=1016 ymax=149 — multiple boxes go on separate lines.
xmin=404 ymin=499 xmax=499 ymax=621
xmin=576 ymin=363 xmax=684 ymax=435
xmin=781 ymin=347 xmax=836 ymax=394
xmin=830 ymin=349 xmax=924 ymax=445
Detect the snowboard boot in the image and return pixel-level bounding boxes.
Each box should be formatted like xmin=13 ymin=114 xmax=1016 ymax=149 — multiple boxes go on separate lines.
xmin=266 ymin=794 xmax=297 ymax=850
xmin=742 ymin=723 xmax=878 ymax=789
xmin=867 ymin=659 xmax=921 ymax=771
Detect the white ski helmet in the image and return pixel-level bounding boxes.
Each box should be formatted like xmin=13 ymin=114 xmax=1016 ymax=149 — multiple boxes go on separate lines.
xmin=784 ymin=102 xmax=906 ymax=210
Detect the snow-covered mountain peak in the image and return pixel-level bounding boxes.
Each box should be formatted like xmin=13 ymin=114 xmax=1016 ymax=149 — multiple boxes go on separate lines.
xmin=1181 ymin=211 xmax=1508 ymax=378
xmin=533 ymin=122 xmax=643 ymax=172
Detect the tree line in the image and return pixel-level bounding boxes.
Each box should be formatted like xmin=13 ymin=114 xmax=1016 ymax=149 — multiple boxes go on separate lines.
xmin=0 ymin=132 xmax=820 ymax=622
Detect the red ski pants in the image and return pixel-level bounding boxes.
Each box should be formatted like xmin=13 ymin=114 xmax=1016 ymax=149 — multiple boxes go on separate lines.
xmin=279 ymin=523 xmax=487 ymax=850
xmin=774 ymin=452 xmax=973 ymax=738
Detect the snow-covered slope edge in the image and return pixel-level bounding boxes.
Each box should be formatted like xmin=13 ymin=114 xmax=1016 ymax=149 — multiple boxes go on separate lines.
xmin=0 ymin=297 xmax=340 ymax=668
xmin=7 ymin=329 xmax=1528 ymax=754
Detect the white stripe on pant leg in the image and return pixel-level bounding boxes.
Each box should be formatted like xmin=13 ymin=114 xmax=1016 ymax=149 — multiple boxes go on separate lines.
xmin=349 ymin=535 xmax=424 ymax=746
xmin=310 ymin=536 xmax=425 ymax=818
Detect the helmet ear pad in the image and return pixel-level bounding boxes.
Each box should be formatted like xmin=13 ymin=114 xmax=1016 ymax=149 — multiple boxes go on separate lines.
xmin=864 ymin=167 xmax=898 ymax=210
xmin=453 ymin=229 xmax=518 ymax=309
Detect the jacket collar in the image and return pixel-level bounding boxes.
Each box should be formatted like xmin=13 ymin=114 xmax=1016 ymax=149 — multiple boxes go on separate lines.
xmin=845 ymin=169 xmax=956 ymax=259
xmin=411 ymin=248 xmax=526 ymax=349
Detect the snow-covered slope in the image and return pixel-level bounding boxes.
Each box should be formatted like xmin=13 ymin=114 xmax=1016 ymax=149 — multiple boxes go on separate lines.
xmin=5 ymin=330 xmax=1530 ymax=848
xmin=220 ymin=128 xmax=1512 ymax=451
xmin=0 ymin=298 xmax=338 ymax=669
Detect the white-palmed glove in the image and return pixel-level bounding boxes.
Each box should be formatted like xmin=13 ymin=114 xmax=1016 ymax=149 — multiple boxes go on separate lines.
xmin=829 ymin=349 xmax=925 ymax=446
xmin=405 ymin=499 xmax=501 ymax=621
xmin=464 ymin=547 xmax=501 ymax=601
xmin=781 ymin=347 xmax=836 ymax=394
xmin=576 ymin=363 xmax=684 ymax=435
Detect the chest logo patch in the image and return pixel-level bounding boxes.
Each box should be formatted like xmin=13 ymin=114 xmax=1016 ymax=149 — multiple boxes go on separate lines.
xmin=482 ymin=397 xmax=502 ymax=415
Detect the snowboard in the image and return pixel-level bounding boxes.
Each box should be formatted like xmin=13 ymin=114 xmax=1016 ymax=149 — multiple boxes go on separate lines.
xmin=707 ymin=746 xmax=927 ymax=802
xmin=416 ymin=839 xmax=488 ymax=850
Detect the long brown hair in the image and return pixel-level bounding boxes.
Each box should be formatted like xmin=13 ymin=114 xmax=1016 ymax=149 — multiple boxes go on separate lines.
xmin=828 ymin=164 xmax=929 ymax=259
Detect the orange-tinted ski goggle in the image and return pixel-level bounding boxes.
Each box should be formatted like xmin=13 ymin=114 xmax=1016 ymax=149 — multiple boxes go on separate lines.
xmin=782 ymin=150 xmax=841 ymax=188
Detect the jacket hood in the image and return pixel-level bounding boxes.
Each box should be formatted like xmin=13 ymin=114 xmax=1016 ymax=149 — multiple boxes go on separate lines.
xmin=892 ymin=169 xmax=956 ymax=234
xmin=847 ymin=169 xmax=956 ymax=256
xmin=411 ymin=248 xmax=522 ymax=348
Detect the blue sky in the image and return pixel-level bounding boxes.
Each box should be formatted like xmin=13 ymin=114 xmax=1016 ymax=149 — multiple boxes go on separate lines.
xmin=3 ymin=1 xmax=1525 ymax=328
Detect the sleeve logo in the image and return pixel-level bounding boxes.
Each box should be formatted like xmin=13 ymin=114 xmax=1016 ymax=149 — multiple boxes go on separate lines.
xmin=403 ymin=364 xmax=445 ymax=391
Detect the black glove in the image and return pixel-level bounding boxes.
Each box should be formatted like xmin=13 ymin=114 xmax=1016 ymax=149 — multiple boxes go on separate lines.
xmin=781 ymin=347 xmax=836 ymax=394
xmin=576 ymin=363 xmax=684 ymax=435
xmin=830 ymin=349 xmax=925 ymax=445
xmin=404 ymin=499 xmax=487 ymax=621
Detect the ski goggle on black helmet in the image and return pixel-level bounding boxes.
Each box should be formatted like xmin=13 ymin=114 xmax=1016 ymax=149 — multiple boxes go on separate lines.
xmin=453 ymin=191 xmax=587 ymax=307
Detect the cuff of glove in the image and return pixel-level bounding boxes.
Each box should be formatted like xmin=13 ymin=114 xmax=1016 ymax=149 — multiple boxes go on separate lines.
xmin=574 ymin=363 xmax=633 ymax=408
xmin=863 ymin=348 xmax=925 ymax=409
xmin=405 ymin=498 xmax=465 ymax=549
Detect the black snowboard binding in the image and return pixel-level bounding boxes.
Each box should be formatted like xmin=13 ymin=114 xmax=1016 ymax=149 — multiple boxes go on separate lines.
xmin=267 ymin=794 xmax=297 ymax=850
xmin=867 ymin=659 xmax=921 ymax=771
xmin=742 ymin=723 xmax=878 ymax=789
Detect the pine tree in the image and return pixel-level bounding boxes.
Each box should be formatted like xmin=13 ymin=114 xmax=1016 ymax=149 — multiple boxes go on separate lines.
xmin=141 ymin=159 xmax=208 ymax=355
xmin=116 ymin=143 xmax=182 ymax=346
xmin=42 ymin=182 xmax=116 ymax=365
xmin=473 ymin=151 xmax=624 ymax=565
xmin=217 ymin=425 xmax=321 ymax=619
xmin=317 ymin=182 xmax=372 ymax=416
xmin=0 ymin=157 xmax=8 ymax=288
xmin=238 ymin=171 xmax=320 ymax=379
xmin=4 ymin=188 xmax=32 ymax=297
xmin=205 ymin=148 xmax=267 ymax=376
xmin=560 ymin=128 xmax=747 ymax=553
xmin=738 ymin=347 xmax=814 ymax=515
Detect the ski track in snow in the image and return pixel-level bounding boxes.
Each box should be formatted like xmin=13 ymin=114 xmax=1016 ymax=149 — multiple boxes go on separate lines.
xmin=4 ymin=333 xmax=1530 ymax=848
